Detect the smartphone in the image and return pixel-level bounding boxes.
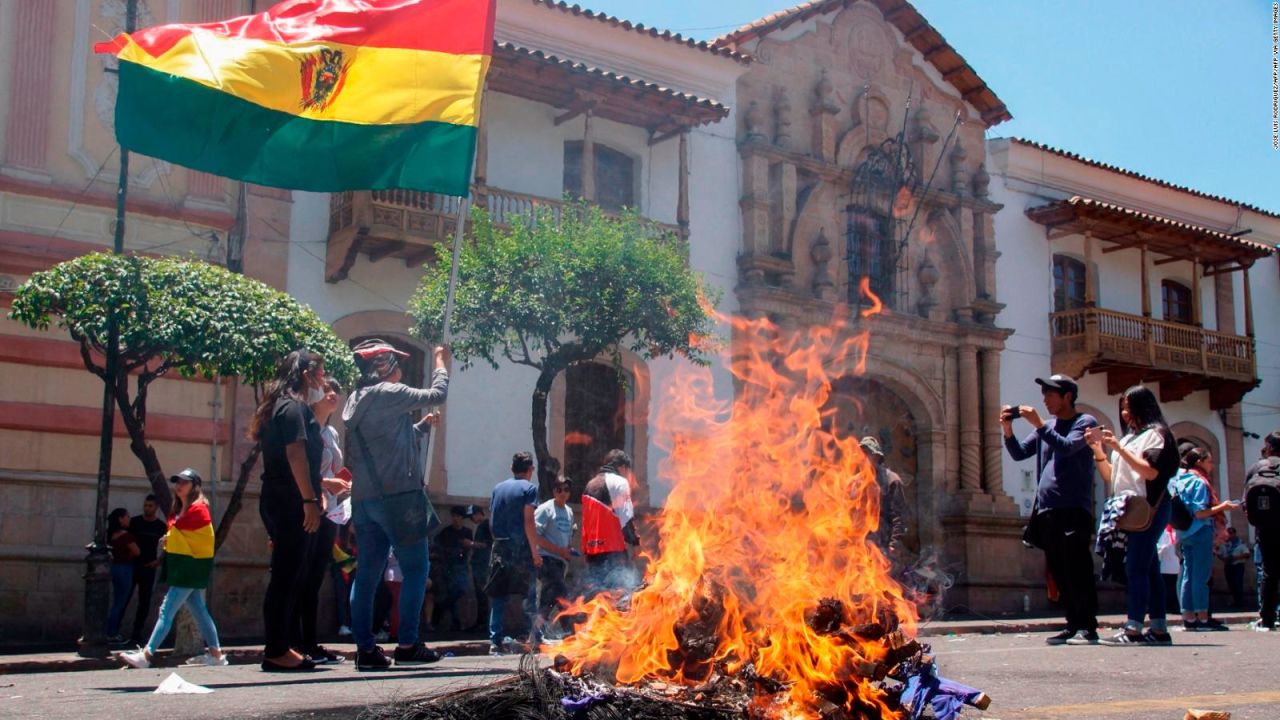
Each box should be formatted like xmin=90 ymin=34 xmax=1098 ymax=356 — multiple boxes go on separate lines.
xmin=336 ymin=467 xmax=353 ymax=482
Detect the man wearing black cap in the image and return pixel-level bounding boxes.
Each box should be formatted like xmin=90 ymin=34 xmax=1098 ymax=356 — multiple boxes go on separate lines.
xmin=1002 ymin=373 xmax=1100 ymax=645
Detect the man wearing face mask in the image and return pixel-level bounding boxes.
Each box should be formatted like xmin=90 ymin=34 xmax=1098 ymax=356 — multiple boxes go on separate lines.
xmin=343 ymin=339 xmax=449 ymax=670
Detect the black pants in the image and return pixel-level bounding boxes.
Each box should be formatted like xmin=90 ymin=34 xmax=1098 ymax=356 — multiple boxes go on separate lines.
xmin=1039 ymin=508 xmax=1098 ymax=632
xmin=291 ymin=519 xmax=337 ymax=654
xmin=1259 ymin=530 xmax=1280 ymax=626
xmin=129 ymin=564 xmax=158 ymax=643
xmin=469 ymin=561 xmax=489 ymax=629
xmin=1224 ymin=562 xmax=1246 ymax=608
xmin=537 ymin=557 xmax=570 ymax=634
xmin=261 ymin=497 xmax=317 ymax=658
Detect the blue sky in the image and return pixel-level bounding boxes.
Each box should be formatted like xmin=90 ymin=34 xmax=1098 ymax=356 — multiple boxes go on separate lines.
xmin=584 ymin=0 xmax=1279 ymax=213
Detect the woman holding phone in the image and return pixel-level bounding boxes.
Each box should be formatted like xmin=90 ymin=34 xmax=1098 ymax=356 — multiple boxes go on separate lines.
xmin=1086 ymin=385 xmax=1181 ymax=645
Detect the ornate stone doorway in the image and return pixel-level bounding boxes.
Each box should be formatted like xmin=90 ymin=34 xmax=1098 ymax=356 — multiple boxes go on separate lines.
xmin=824 ymin=376 xmax=921 ymax=556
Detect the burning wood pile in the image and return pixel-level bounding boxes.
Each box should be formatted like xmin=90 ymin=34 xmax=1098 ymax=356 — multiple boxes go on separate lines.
xmin=391 ymin=292 xmax=990 ymax=719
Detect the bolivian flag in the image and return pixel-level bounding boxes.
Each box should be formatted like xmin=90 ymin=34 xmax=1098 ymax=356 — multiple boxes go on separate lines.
xmin=95 ymin=0 xmax=495 ymax=196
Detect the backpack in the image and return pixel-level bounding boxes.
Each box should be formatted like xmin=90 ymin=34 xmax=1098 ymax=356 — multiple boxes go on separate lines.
xmin=1167 ymin=469 xmax=1199 ymax=532
xmin=1244 ymin=458 xmax=1280 ymax=529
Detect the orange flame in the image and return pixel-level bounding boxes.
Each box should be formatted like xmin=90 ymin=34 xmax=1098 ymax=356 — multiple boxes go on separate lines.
xmin=556 ymin=298 xmax=912 ymax=718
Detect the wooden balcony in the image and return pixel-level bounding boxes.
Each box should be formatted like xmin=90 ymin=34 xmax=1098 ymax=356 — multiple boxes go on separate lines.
xmin=326 ymin=186 xmax=686 ymax=282
xmin=1049 ymin=307 xmax=1258 ymax=409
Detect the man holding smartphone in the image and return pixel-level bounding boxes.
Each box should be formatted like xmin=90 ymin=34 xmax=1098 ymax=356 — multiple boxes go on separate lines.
xmin=1002 ymin=374 xmax=1100 ymax=645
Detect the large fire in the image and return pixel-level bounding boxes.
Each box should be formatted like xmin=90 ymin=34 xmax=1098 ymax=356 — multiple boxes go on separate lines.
xmin=556 ymin=280 xmax=915 ymax=718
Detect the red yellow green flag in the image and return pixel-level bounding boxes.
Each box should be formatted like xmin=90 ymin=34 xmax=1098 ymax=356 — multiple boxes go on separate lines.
xmin=95 ymin=0 xmax=496 ymax=196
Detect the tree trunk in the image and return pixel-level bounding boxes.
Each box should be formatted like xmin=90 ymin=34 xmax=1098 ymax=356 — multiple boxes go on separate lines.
xmin=531 ymin=366 xmax=560 ymax=498
xmin=214 ymin=442 xmax=261 ymax=550
xmin=112 ymin=375 xmax=174 ymax=509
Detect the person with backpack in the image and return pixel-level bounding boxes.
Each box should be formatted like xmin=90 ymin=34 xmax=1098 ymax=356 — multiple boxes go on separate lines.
xmin=1168 ymin=446 xmax=1238 ymax=631
xmin=1086 ymin=385 xmax=1181 ymax=646
xmin=1244 ymin=431 xmax=1280 ymax=631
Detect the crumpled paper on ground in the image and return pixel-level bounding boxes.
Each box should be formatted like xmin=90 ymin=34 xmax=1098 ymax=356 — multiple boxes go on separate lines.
xmin=154 ymin=672 xmax=213 ymax=694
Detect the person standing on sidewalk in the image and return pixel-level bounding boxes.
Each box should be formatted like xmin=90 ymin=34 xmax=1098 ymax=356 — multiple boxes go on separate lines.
xmin=1002 ymin=374 xmax=1100 ymax=646
xmin=1218 ymin=527 xmax=1249 ymax=609
xmin=1168 ymin=446 xmax=1237 ymax=631
xmin=128 ymin=495 xmax=168 ymax=646
xmin=467 ymin=505 xmax=492 ymax=633
xmin=106 ymin=508 xmax=139 ymax=644
xmin=253 ymin=349 xmax=329 ymax=672
xmin=343 ymin=340 xmax=449 ymax=670
xmin=116 ymin=469 xmax=226 ymax=669
xmin=534 ymin=477 xmax=577 ymax=641
xmin=1244 ymin=431 xmax=1280 ymax=631
xmin=1089 ymin=385 xmax=1181 ymax=646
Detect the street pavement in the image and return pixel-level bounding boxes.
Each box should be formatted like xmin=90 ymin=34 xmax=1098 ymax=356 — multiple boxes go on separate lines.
xmin=1 ymin=621 xmax=1276 ymax=719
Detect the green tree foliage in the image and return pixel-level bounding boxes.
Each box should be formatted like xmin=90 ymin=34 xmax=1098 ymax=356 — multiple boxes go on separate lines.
xmin=10 ymin=252 xmax=355 ymax=517
xmin=409 ymin=203 xmax=718 ymax=494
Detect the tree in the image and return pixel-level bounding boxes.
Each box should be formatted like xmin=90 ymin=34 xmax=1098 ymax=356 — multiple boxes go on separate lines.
xmin=409 ymin=203 xmax=718 ymax=495
xmin=9 ymin=253 xmax=356 ymax=540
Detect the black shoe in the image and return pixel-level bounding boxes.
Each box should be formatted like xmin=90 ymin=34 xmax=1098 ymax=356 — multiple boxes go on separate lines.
xmin=1143 ymin=629 xmax=1173 ymax=645
xmin=1099 ymin=629 xmax=1148 ymax=646
xmin=355 ymin=646 xmax=393 ymax=672
xmin=1202 ymin=618 xmax=1230 ymax=632
xmin=1045 ymin=628 xmax=1075 ymax=645
xmin=1065 ymin=630 xmax=1099 ymax=645
xmin=393 ymin=643 xmax=441 ymax=666
xmin=261 ymin=657 xmax=318 ymax=672
xmin=307 ymin=646 xmax=346 ymax=665
xmin=1182 ymin=620 xmax=1203 ymax=632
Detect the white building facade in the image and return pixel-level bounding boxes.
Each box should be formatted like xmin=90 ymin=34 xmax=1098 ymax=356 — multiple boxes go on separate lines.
xmin=989 ymin=137 xmax=1280 ymax=542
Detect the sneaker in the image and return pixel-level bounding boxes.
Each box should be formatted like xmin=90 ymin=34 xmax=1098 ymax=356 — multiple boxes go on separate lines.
xmin=184 ymin=652 xmax=229 ymax=667
xmin=1249 ymin=620 xmax=1275 ymax=632
xmin=1099 ymin=629 xmax=1148 ymax=646
xmin=337 ymin=625 xmax=353 ymax=638
xmin=489 ymin=644 xmax=514 ymax=656
xmin=374 ymin=631 xmax=390 ymax=643
xmin=1181 ymin=620 xmax=1203 ymax=632
xmin=1065 ymin=630 xmax=1099 ymax=645
xmin=1201 ymin=618 xmax=1230 ymax=632
xmin=116 ymin=649 xmax=151 ymax=669
xmin=1143 ymin=629 xmax=1173 ymax=645
xmin=307 ymin=646 xmax=345 ymax=665
xmin=1045 ymin=628 xmax=1075 ymax=646
xmin=355 ymin=646 xmax=393 ymax=672
xmin=393 ymin=643 xmax=441 ymax=666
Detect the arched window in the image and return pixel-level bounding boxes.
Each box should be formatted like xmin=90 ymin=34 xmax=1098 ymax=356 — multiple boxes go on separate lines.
xmin=1162 ymin=280 xmax=1193 ymax=324
xmin=1052 ymin=255 xmax=1087 ymax=312
xmin=564 ymin=142 xmax=636 ymax=212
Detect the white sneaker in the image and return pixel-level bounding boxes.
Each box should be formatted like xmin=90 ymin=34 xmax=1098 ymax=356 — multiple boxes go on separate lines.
xmin=117 ymin=649 xmax=150 ymax=669
xmin=184 ymin=652 xmax=229 ymax=667
xmin=337 ymin=625 xmax=353 ymax=637
xmin=1250 ymin=620 xmax=1275 ymax=632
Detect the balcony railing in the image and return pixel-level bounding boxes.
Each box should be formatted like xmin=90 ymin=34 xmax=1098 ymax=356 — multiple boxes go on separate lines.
xmin=1049 ymin=307 xmax=1257 ymax=394
xmin=326 ymin=185 xmax=686 ymax=281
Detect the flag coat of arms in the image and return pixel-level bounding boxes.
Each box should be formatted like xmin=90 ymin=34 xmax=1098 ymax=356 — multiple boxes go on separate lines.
xmin=95 ymin=0 xmax=496 ymax=195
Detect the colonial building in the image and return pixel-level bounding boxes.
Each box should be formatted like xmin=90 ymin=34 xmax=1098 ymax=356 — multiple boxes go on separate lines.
xmin=989 ymin=137 xmax=1280 ymax=609
xmin=712 ymin=0 xmax=1025 ymax=612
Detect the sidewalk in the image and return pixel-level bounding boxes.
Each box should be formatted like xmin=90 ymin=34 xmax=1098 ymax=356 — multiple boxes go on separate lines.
xmin=1 ymin=611 xmax=1259 ymax=675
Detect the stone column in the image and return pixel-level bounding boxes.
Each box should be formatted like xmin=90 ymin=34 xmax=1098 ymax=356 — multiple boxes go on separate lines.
xmin=677 ymin=130 xmax=689 ymax=238
xmin=581 ymin=111 xmax=595 ymax=202
xmin=979 ymin=348 xmax=1003 ymax=495
xmin=958 ymin=344 xmax=983 ymax=493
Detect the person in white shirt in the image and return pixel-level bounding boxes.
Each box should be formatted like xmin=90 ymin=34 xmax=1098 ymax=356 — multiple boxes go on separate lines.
xmin=534 ymin=477 xmax=577 ymax=641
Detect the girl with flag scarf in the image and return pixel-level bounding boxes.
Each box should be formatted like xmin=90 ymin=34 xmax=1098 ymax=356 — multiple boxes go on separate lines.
xmin=116 ymin=468 xmax=226 ymax=668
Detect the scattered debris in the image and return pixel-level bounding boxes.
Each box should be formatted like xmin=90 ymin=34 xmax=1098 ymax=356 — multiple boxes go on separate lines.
xmin=153 ymin=672 xmax=212 ymax=695
xmin=1184 ymin=711 xmax=1230 ymax=720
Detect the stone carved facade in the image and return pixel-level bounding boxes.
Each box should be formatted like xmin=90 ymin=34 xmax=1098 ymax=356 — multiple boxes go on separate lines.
xmin=726 ymin=2 xmax=1022 ymax=612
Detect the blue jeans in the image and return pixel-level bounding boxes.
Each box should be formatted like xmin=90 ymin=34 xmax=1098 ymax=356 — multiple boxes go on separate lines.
xmin=1123 ymin=499 xmax=1171 ymax=629
xmin=350 ymin=498 xmax=429 ymax=650
xmin=107 ymin=563 xmax=133 ymax=637
xmin=1178 ymin=525 xmax=1213 ymax=614
xmin=489 ymin=583 xmax=536 ymax=647
xmin=145 ymin=586 xmax=220 ymax=654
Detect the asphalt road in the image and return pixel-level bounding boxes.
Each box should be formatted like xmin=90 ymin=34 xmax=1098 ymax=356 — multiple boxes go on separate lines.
xmin=2 ymin=625 xmax=1277 ymax=719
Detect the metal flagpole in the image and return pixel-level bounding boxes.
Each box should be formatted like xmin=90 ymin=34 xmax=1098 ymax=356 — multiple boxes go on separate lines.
xmin=421 ymin=194 xmax=472 ymax=493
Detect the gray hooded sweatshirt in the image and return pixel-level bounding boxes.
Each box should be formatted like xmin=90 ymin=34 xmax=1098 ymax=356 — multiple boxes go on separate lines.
xmin=342 ymin=368 xmax=448 ymax=502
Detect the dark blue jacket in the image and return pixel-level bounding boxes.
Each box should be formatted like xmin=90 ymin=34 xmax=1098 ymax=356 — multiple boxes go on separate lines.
xmin=1004 ymin=413 xmax=1098 ymax=514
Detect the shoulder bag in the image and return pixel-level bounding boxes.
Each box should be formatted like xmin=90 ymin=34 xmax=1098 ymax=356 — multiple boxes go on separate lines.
xmin=352 ymin=424 xmax=440 ymax=546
